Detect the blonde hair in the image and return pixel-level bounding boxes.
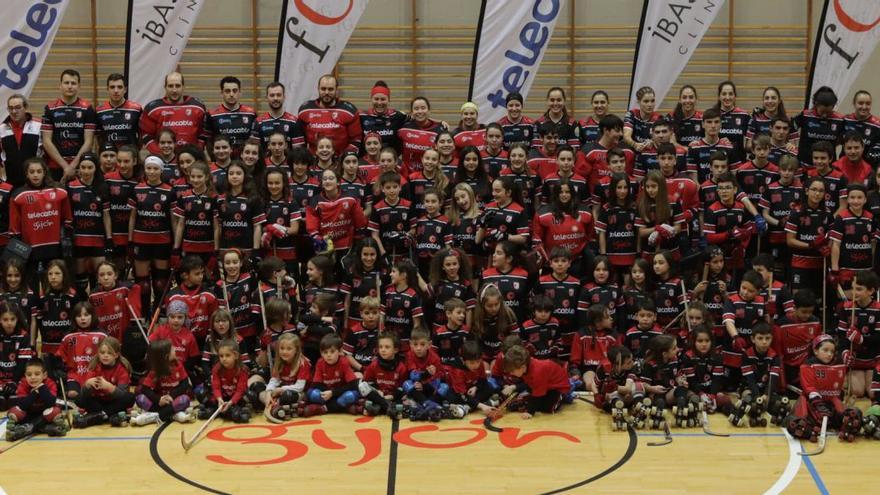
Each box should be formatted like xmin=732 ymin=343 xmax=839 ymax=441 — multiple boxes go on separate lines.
xmin=273 ymin=333 xmax=305 ymax=378
xmin=471 ymin=284 xmax=517 ymax=341
xmin=447 ymin=182 xmax=480 ymax=224
xmin=88 ymin=336 xmax=132 ymax=373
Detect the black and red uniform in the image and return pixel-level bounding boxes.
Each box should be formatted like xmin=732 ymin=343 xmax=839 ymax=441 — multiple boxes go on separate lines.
xmin=634 ymin=142 xmax=688 ymax=179
xmin=596 ymin=203 xmax=638 ymax=268
xmin=480 ymin=148 xmax=508 ymax=179
xmin=533 ymin=114 xmax=580 ymax=150
xmin=792 ymin=108 xmax=844 ymax=168
xmin=784 ymin=204 xmax=833 ymax=290
xmin=96 ymin=99 xmax=142 ymax=148
xmin=290 ymin=174 xmax=321 ymax=211
xmin=527 ymin=147 xmax=558 ymax=180
xmin=427 ymin=278 xmax=476 ymax=330
xmin=670 ymin=110 xmax=704 ymax=147
xmin=640 ymin=354 xmax=686 ymax=400
xmin=721 ymin=293 xmax=767 ymax=372
xmin=173 ymin=190 xmax=218 ymax=255
xmin=305 ymin=193 xmax=367 ymax=254
xmin=128 ymin=181 xmax=174 ymax=254
xmin=140 ymin=96 xmax=208 ymax=154
xmin=263 ymin=197 xmax=298 ymax=261
xmin=497 ymin=115 xmax=536 ymax=148
xmin=621 ymin=286 xmax=649 ymax=335
xmin=34 ymin=287 xmax=77 ymax=372
xmin=622 ymin=323 xmax=664 ymax=360
xmin=652 ymin=276 xmax=686 ymax=331
xmin=533 ymin=273 xmax=580 ymax=347
xmin=687 ymin=138 xmax=736 ymax=183
xmin=482 ymin=266 xmax=531 ymax=323
xmin=456 ymin=174 xmax=492 ymax=209
xmin=681 ymin=348 xmax=723 ymax=397
xmin=89 ymin=283 xmax=141 ymax=343
xmin=635 ymin=202 xmax=685 ymax=258
xmin=844 ymin=113 xmax=880 ymax=165
xmin=359 ymin=107 xmax=406 ymax=151
xmin=41 ymin=97 xmax=97 ymax=170
xmin=343 ymin=322 xmax=379 ymax=369
xmin=59 ymin=330 xmax=107 ymax=389
xmin=453 ymin=126 xmax=487 ymax=152
xmin=406 ymin=171 xmax=449 ymax=219
xmin=718 ymin=107 xmax=750 ymax=164
xmin=520 ymin=357 xmax=571 ymax=414
xmin=740 ymin=347 xmax=781 ymax=397
xmin=66 ymin=178 xmax=108 ymax=254
xmin=0 ymin=290 xmax=35 ymax=328
xmin=829 ymin=208 xmax=875 ymax=279
xmin=540 ymin=172 xmax=589 ymax=205
xmin=369 ymin=197 xmax=413 ymax=258
xmin=499 ymin=167 xmax=539 ymax=219
xmin=397 ymin=119 xmax=447 ymax=174
xmin=432 ymin=324 xmax=470 ymax=368
xmin=252 ymin=111 xmax=305 ymax=149
xmin=578 ymin=115 xmax=602 ymax=145
xmin=166 ymin=284 xmax=220 ymax=344
xmin=624 ymin=108 xmax=662 ymax=145
xmin=837 ymin=300 xmax=880 ymax=371
xmin=412 ymin=213 xmax=452 ymax=273
xmin=578 ymin=281 xmax=624 ymax=331
xmin=763 ymin=280 xmax=795 ymax=323
xmin=217 ymin=192 xmax=265 ymax=251
xmin=479 ymin=201 xmax=530 ymax=254
xmin=450 ymin=216 xmax=479 ymax=269
xmin=9 ymin=185 xmax=72 ymax=260
xmin=772 ymin=315 xmax=821 ymax=387
xmin=0 ymin=329 xmax=32 ymax=394
xmin=206 ymin=104 xmax=256 ymax=155
xmin=807 ymin=167 xmax=848 ymax=213
xmin=215 ymin=272 xmax=257 ymax=342
xmin=519 ymin=317 xmax=559 ymax=360
xmin=251 ymin=281 xmax=298 ymax=334
xmin=339 ymin=176 xmax=371 ymax=211
xmin=792 ymin=357 xmax=845 ymax=426
xmin=298 ymin=98 xmax=361 ymax=155
xmin=760 ymin=179 xmax=803 ymax=253
xmin=476 ymin=315 xmax=520 ymax=363
xmin=340 ymin=268 xmax=388 ymax=327
xmin=704 ymin=199 xmax=753 ymax=267
xmin=382 ymin=286 xmax=423 ymax=348
xmin=736 ymin=161 xmax=779 ymax=205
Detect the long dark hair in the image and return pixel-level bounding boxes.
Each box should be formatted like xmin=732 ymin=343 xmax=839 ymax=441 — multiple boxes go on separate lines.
xmin=549 ymin=179 xmax=578 ymax=221
xmin=606 ymin=172 xmax=633 ymax=209
xmin=455 ymin=146 xmax=489 ymax=183
xmin=671 ymin=85 xmax=697 ymax=135
xmin=351 ymin=237 xmax=386 ymax=278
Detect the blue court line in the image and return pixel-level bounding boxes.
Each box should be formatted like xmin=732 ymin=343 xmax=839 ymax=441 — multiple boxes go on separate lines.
xmin=638 ymin=432 xmax=786 ymax=437
xmin=801 ymin=451 xmax=830 ymax=495
xmin=28 ymin=436 xmax=151 ymax=441
xmin=0 ymin=417 xmax=7 ymax=427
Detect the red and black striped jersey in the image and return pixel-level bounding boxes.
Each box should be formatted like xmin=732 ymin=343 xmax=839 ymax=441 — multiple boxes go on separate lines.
xmin=784 ymin=205 xmax=833 ymax=269
xmin=66 ymin=179 xmax=108 ymax=248
xmin=497 ymin=115 xmax=535 ymax=148
xmin=128 ymin=181 xmax=174 ymax=244
xmin=735 ymin=161 xmax=779 ymax=204
xmin=206 ymin=104 xmax=256 ymax=154
xmin=829 ymin=208 xmax=875 ymax=270
xmin=252 ymin=111 xmax=305 ymax=149
xmin=41 ymin=97 xmax=97 ymax=167
xmin=624 ymin=108 xmax=662 ymax=144
xmin=96 ymin=99 xmax=142 ymax=148
xmin=217 ymin=193 xmax=266 ymax=250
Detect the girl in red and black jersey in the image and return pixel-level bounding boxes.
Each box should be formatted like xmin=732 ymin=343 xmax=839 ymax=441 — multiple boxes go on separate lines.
xmin=533 ymin=180 xmax=594 ymax=277
xmin=453 ymin=146 xmax=492 ymax=209
xmin=218 ymin=161 xmax=264 ymax=253
xmin=624 ymin=86 xmax=662 ymax=151
xmin=67 ymin=154 xmax=112 ymax=297
xmin=829 ymin=184 xmax=875 ymax=291
xmin=260 ymin=168 xmax=299 ymax=273
xmin=713 ymin=81 xmax=751 ymax=164
xmin=288 ymin=146 xmax=320 ymax=208
xmin=0 ymin=259 xmax=35 ymax=329
xmin=622 ymin=259 xmax=651 ymax=332
xmin=477 ymin=176 xmax=529 ymax=257
xmin=447 ymin=183 xmax=482 ymax=278
xmin=9 ymin=157 xmax=72 ymax=284
xmin=534 ymin=87 xmax=580 ymax=151
xmin=452 ymin=102 xmax=486 ymax=152
xmin=341 ymin=238 xmax=389 ymax=328
xmin=201 ymin=309 xmax=250 ymax=377
xmin=136 ymin=339 xmax=192 ymax=423
xmin=300 ymin=254 xmax=343 ymax=323
xmin=578 ymin=256 xmax=624 ymax=333
xmin=209 ymin=136 xmax=232 ymax=194
xmin=651 ymin=250 xmax=687 ymax=333
xmin=156 ymin=128 xmax=180 ymax=183
xmin=172 ymin=161 xmax=220 ymax=271
xmin=411 ymin=188 xmax=453 ymax=278
xmin=382 ymin=260 xmax=424 ymax=350
xmin=171 ymin=145 xmax=203 ymax=201
xmin=32 ymin=260 xmax=77 ymax=379
xmin=105 ymin=145 xmax=140 ymax=271
xmin=427 ymin=247 xmax=476 ymax=330
xmin=79 ymin=336 xmax=135 ymax=425
xmin=264 ymin=131 xmax=289 ymax=172
xmin=472 ymin=284 xmax=519 ymax=362
xmin=480 ymin=123 xmax=508 ymax=178
xmin=690 ymin=247 xmax=733 ymax=341
xmin=639 ymin=334 xmax=689 ymax=410
xmin=669 ymin=85 xmax=703 ymax=147
xmin=239 ymin=138 xmax=262 ymax=179
xmin=251 ymin=257 xmax=298 ymax=332
xmin=636 ymin=171 xmax=685 ymax=260
xmin=540 ymin=145 xmax=589 ymax=205
xmin=785 ymin=176 xmax=834 ymax=293
xmin=499 ymin=143 xmax=539 ymax=219
xmin=681 ymin=325 xmax=726 ymax=413
xmin=435 ymin=131 xmax=459 ymax=179
xmin=407 ymin=148 xmax=450 ymax=219
xmin=89 ymin=260 xmax=141 ymax=347
xmin=794 ymin=87 xmax=845 ymax=169
xmin=746 ymin=86 xmax=791 ymax=152
xmin=578 ymin=90 xmax=610 ymax=145
xmin=128 ymin=155 xmax=175 ymax=316
xmin=597 ymin=173 xmax=638 ymax=275
xmin=482 ymin=241 xmax=532 ymax=323
xmin=398 ymin=96 xmax=447 ymax=174
xmin=215 ymin=249 xmax=257 ymax=355
xmin=339 ymin=151 xmax=372 ymax=216
xmin=305 ymin=168 xmax=368 ymax=263
xmin=311 ymin=136 xmax=337 ymax=179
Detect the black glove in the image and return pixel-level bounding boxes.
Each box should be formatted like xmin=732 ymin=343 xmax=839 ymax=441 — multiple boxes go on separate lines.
xmin=810 ymin=396 xmax=831 ymax=418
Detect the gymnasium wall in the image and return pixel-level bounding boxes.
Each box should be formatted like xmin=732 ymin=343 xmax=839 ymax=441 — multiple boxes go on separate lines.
xmin=29 ymin=0 xmax=879 ymax=121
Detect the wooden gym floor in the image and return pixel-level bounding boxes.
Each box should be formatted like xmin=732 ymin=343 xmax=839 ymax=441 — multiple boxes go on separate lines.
xmin=0 ymin=398 xmax=869 ymax=494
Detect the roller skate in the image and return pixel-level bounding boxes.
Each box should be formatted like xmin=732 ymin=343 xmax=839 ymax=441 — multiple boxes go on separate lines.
xmin=109 ymin=411 xmax=130 ymax=427
xmin=839 ymin=408 xmax=863 ymax=442
xmin=672 ymin=395 xmax=692 ymax=428
xmin=648 ymin=398 xmax=667 ymax=430
xmin=227 ymin=405 xmax=251 ymax=424
xmin=610 ymin=399 xmax=630 ymax=431
xmin=197 ymin=405 xmax=216 ymax=420
xmin=73 ymin=411 xmax=108 ymax=429
xmin=172 ymin=408 xmax=196 ymax=424
xmin=629 ymin=397 xmax=651 ymax=429
xmin=43 ymin=414 xmax=70 ymax=437
xmin=131 ymin=411 xmax=160 ymax=426
xmin=728 ymin=391 xmax=753 ymax=427
xmin=769 ymin=396 xmax=791 ymax=426
xmin=685 ymin=395 xmax=703 ymax=428
xmin=347 ymin=399 xmax=366 ymax=416
xmin=422 ymin=400 xmax=444 ymax=422
xmin=783 ymin=415 xmax=810 ymax=440
xmin=748 ymin=395 xmax=768 ymax=427
xmin=861 ymin=405 xmax=880 ymax=439
xmin=445 ymin=403 xmax=469 ymax=419
xmin=363 ymin=400 xmax=384 ymax=417
xmin=5 ymin=412 xmax=34 ymax=442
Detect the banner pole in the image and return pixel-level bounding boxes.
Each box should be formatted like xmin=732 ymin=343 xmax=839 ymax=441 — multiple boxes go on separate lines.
xmin=569 ymin=0 xmax=575 ymax=112
xmin=91 ymin=0 xmax=99 ymax=104
xmin=251 ymin=0 xmax=259 ymax=112
xmin=411 ymin=0 xmax=418 ymax=97
xmin=806 ymin=0 xmax=813 ymax=87
xmin=727 ymin=0 xmax=734 ymax=80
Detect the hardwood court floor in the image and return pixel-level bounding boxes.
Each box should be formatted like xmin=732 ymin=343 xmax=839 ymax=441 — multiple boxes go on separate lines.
xmin=0 ymin=399 xmax=871 ymax=494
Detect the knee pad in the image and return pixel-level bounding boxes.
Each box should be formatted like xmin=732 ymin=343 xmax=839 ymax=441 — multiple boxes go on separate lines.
xmin=435 ymin=382 xmax=450 ymax=398
xmin=674 ymin=386 xmax=688 ymax=400
xmin=307 ymin=389 xmax=325 ymax=404
xmin=249 ymin=381 xmax=267 ymax=394
xmin=402 ymin=380 xmax=415 ymax=394
xmin=43 ymin=406 xmax=62 ymax=423
xmin=336 ymin=390 xmax=359 ymax=408
xmin=172 ymin=395 xmax=191 ymax=413
xmin=135 ymin=394 xmax=153 ymax=411
xmin=409 ymin=370 xmax=423 ymax=382
xmin=569 ymin=377 xmax=584 ymax=391
xmin=193 ymin=383 xmax=208 ymax=403
xmin=7 ymin=406 xmax=26 ymax=422
xmin=486 ymin=376 xmax=500 ymax=391
xmin=358 ymin=380 xmax=376 ymax=397
xmin=279 ymin=389 xmax=299 ymax=405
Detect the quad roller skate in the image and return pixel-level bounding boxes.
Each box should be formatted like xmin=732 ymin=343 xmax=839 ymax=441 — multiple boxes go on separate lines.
xmin=728 ymin=391 xmax=753 ymax=427
xmin=648 ymin=398 xmax=667 ymax=430
xmin=748 ymin=395 xmax=768 ymax=427
xmin=109 ymin=411 xmax=130 ymax=427
xmin=839 ymin=408 xmax=863 ymax=442
xmin=629 ymin=397 xmax=651 ymax=430
xmin=768 ymin=396 xmax=791 ymax=426
xmin=686 ymin=395 xmax=703 ymax=427
xmin=861 ymin=406 xmax=880 ymax=439
xmin=784 ymin=415 xmax=821 ymax=442
xmin=610 ymin=399 xmax=630 ymax=431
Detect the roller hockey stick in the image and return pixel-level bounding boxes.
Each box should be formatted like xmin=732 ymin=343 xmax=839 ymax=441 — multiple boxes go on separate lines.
xmin=126 ymin=301 xmax=149 ymax=342
xmin=263 ymin=396 xmax=283 ymax=424
xmin=663 ymin=309 xmax=687 ymax=332
xmin=798 ymin=416 xmax=828 ymax=456
xmin=0 ymin=432 xmax=37 ymax=455
xmin=181 ymin=402 xmax=224 ymax=451
xmin=58 ymin=375 xmax=73 ymax=430
xmin=701 ymin=411 xmax=730 ymax=437
xmin=483 ymin=393 xmax=520 ymax=431
xmin=647 ymin=421 xmax=673 ymax=446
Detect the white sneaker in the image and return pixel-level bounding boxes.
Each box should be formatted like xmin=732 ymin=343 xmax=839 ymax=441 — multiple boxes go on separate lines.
xmin=131 ymin=412 xmax=160 ymax=426
xmin=173 ymin=411 xmax=193 ymax=423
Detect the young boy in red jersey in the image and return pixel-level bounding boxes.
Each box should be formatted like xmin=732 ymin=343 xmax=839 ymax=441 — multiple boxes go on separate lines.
xmin=446 ymin=340 xmax=495 ymax=418
xmin=361 ymin=332 xmax=408 ymax=417
xmin=402 ymin=327 xmax=447 ymax=420
xmin=304 ymin=334 xmax=360 ymax=416
xmin=772 ymin=290 xmax=821 ymax=391
xmin=785 ymin=335 xmax=850 ymax=442
xmin=837 ymin=270 xmax=880 ymax=399
xmin=166 ymin=255 xmax=219 ymax=348
xmin=344 ymin=297 xmax=381 ymax=374
xmin=518 ymin=295 xmax=560 ymax=361
xmin=433 ymin=298 xmax=470 ymax=369
xmin=621 ymin=298 xmax=663 ymax=360
xmin=6 ymin=358 xmax=66 ymax=440
xmin=504 ymin=345 xmax=571 ymax=419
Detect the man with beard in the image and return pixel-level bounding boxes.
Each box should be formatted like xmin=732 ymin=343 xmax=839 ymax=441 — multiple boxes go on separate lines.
xmin=297 ymin=74 xmax=361 ymax=155
xmin=252 ymin=81 xmax=304 ymax=151
xmin=140 ymin=72 xmax=208 ymax=154
xmin=206 ymin=76 xmax=256 ymax=156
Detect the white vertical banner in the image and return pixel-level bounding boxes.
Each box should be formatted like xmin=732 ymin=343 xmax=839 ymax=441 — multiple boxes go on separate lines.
xmin=124 ymin=0 xmax=205 ymax=103
xmin=628 ymin=0 xmax=725 ymax=109
xmin=468 ymin=0 xmax=565 ymax=122
xmin=0 ymin=0 xmax=70 ymax=122
xmin=275 ymin=0 xmax=369 ymax=111
xmin=807 ymin=0 xmax=880 ymax=105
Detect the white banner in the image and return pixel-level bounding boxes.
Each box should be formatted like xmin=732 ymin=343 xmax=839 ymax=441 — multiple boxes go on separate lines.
xmin=125 ymin=0 xmax=204 ymax=103
xmin=468 ymin=0 xmax=564 ymax=122
xmin=275 ymin=0 xmax=369 ymax=111
xmin=807 ymin=0 xmax=880 ymax=106
xmin=628 ymin=0 xmax=725 ymax=109
xmin=0 ymin=0 xmax=70 ymax=122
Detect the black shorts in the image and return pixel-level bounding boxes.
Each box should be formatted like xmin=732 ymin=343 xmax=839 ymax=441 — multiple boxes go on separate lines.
xmin=790 ymin=266 xmax=820 ymax=294
xmin=132 ymin=243 xmax=171 ymax=261
xmin=73 ymin=245 xmax=102 ymax=258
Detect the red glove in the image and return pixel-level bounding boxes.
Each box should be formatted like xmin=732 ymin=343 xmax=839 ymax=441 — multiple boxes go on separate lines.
xmin=261 ymin=231 xmax=274 ymax=248
xmin=729 ymin=227 xmax=744 ymax=241
xmin=817 ymin=244 xmax=831 ymax=257
xmin=266 ymin=223 xmax=288 ymax=239
xmin=827 ymin=270 xmax=840 ymax=286
xmin=847 ymin=326 xmax=863 ymax=346
xmin=811 ymin=233 xmax=827 ymax=249
xmin=842 ymin=349 xmax=854 ymax=367
xmin=732 ymin=336 xmax=748 ymax=352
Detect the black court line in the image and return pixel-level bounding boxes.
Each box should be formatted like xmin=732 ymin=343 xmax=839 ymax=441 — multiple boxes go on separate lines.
xmin=386 ymin=418 xmax=400 ymax=495
xmin=541 ymin=426 xmax=638 ymax=495
xmin=150 ymin=421 xmax=230 ymax=495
